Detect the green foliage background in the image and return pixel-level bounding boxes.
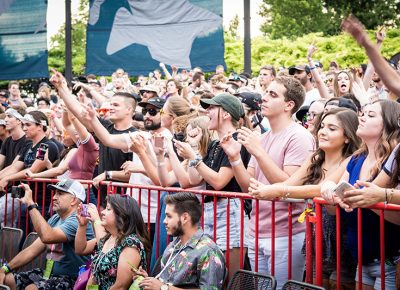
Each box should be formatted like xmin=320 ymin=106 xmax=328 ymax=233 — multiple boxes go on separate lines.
xmin=225 ymin=30 xmax=400 ymax=75
xmin=45 ymin=0 xmax=400 ymax=77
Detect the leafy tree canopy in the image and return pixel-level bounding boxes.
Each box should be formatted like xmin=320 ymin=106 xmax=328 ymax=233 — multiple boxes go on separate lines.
xmin=260 ymin=0 xmax=400 ymax=39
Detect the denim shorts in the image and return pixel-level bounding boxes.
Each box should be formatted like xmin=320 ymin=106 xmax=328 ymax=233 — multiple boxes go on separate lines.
xmin=355 ymin=259 xmax=398 ymax=289
xmin=203 ymin=198 xmax=246 ymax=250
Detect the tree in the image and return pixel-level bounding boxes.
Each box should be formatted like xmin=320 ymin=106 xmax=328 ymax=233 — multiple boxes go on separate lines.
xmin=260 ymin=0 xmax=400 ymax=39
xmin=228 ymin=14 xmax=240 ymax=39
xmin=324 ymin=0 xmax=400 ymax=34
xmin=259 ymin=0 xmax=330 ymax=39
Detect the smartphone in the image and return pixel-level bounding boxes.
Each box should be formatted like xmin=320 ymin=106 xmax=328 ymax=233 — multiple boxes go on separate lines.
xmin=333 ymin=180 xmax=354 ymax=199
xmin=154 ymin=136 xmax=164 ymax=148
xmin=36 ymin=143 xmax=49 ymax=160
xmin=80 ymin=204 xmax=90 ymax=217
xmin=11 ymin=186 xmax=25 ymax=199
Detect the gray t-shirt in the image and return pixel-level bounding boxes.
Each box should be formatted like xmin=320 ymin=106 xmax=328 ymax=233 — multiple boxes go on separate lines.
xmin=47 ymin=212 xmax=94 ymax=278
xmin=383 ymin=144 xmax=399 ymax=182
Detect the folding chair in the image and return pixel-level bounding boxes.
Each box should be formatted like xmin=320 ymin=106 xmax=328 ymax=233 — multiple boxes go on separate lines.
xmin=227 ymin=269 xmax=277 ymax=290
xmin=0 ymin=227 xmax=23 ymax=262
xmin=18 ymin=232 xmax=47 ymax=272
xmin=282 ymin=280 xmax=326 ymax=290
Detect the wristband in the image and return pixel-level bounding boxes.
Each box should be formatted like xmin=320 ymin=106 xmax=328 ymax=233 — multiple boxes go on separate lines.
xmin=105 ymin=171 xmax=113 ymax=180
xmin=309 ymin=66 xmax=316 ymax=71
xmin=27 ymin=203 xmax=39 ymax=212
xmin=230 ymin=159 xmax=242 ymax=167
xmin=2 ymin=264 xmax=11 ymax=274
xmin=94 ymin=220 xmax=102 ymax=226
xmin=157 ymin=161 xmax=165 ymax=167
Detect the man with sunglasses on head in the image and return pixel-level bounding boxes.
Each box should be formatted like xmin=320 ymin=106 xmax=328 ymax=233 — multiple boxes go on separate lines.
xmin=0 ymin=108 xmax=31 ymax=226
xmin=0 ymin=111 xmax=60 ymax=231
xmin=0 ymin=179 xmax=94 ymax=290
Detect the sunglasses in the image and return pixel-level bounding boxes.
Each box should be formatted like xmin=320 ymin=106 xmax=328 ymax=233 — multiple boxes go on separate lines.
xmin=160 ymin=108 xmax=174 ymax=117
xmin=142 ymin=108 xmax=159 ymax=116
xmin=96 ymin=108 xmax=110 ymax=114
xmin=141 ymin=90 xmax=154 ymax=94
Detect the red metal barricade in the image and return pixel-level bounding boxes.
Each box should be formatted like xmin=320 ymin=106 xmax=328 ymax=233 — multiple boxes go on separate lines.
xmin=307 ymin=197 xmax=400 ymax=290
xmin=1 ymin=178 xmax=308 ymax=286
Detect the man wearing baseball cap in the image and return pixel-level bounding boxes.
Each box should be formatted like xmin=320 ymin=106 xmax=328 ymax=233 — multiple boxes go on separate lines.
xmin=0 ymin=179 xmax=94 ymax=289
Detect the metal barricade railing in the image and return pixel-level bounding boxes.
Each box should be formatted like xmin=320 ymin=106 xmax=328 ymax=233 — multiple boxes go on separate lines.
xmin=307 ymin=197 xmax=400 ymax=290
xmin=1 ymin=178 xmax=308 ymax=286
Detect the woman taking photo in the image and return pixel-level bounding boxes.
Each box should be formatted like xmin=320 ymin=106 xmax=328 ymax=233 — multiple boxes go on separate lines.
xmin=75 ymin=194 xmax=151 ymax=290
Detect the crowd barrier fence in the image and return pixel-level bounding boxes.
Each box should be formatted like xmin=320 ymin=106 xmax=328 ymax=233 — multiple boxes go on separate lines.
xmin=1 ymin=179 xmax=400 ymax=289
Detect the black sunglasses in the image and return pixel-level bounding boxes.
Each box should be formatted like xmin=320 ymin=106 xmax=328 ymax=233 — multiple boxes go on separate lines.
xmin=142 ymin=108 xmax=159 ymax=116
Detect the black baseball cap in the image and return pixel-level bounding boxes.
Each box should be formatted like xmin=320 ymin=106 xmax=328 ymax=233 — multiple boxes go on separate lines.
xmin=138 ymin=97 xmax=166 ymax=109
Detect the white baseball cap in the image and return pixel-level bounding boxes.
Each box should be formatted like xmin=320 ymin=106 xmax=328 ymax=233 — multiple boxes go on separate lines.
xmin=47 ymin=179 xmax=86 ymax=202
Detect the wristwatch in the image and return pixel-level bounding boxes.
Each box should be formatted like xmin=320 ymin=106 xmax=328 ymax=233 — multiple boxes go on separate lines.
xmin=27 ymin=203 xmax=39 ymax=212
xmin=161 ymin=284 xmax=169 ymax=290
xmin=105 ymin=171 xmax=113 ymax=180
xmin=188 ymin=154 xmax=202 ymax=168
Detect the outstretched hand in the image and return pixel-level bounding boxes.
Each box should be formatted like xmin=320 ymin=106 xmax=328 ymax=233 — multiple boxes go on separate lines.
xmin=50 ymin=68 xmax=68 ymax=89
xmin=341 ymin=15 xmax=369 ymax=46
xmin=307 ymin=45 xmax=317 ymax=60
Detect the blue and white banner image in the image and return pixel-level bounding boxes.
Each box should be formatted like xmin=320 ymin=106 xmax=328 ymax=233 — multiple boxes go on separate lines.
xmin=0 ymin=0 xmax=48 ymax=80
xmin=86 ymin=0 xmax=225 ymax=76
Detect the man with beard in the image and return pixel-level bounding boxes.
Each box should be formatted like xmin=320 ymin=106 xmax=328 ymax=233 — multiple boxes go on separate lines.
xmin=0 ymin=179 xmax=94 ymax=289
xmin=125 ymin=97 xmax=171 ymax=241
xmin=368 ymin=72 xmax=389 ymax=100
xmin=289 ymin=65 xmax=321 ymax=106
xmin=137 ymin=192 xmax=225 ymax=290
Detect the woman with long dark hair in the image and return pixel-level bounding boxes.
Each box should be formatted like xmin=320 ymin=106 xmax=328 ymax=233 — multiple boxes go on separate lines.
xmin=75 ymin=194 xmax=151 ymax=290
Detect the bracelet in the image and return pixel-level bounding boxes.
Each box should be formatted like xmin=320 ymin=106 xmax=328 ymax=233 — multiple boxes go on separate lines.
xmin=280 ymin=184 xmax=290 ymax=200
xmin=385 ymin=188 xmax=395 ymax=205
xmin=230 ymin=159 xmax=242 ymax=167
xmin=157 ymin=161 xmax=165 ymax=167
xmin=309 ymin=66 xmax=316 ymax=71
xmin=194 ymin=160 xmax=203 ymax=168
xmin=2 ymin=264 xmax=11 ymax=274
xmin=94 ymin=220 xmax=102 ymax=226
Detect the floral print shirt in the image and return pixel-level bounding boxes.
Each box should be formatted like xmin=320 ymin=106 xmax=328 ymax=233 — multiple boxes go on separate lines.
xmin=159 ymin=230 xmax=225 ymax=290
xmin=91 ymin=234 xmax=147 ymax=290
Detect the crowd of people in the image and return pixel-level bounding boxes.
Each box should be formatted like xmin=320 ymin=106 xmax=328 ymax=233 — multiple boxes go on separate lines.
xmin=0 ymin=16 xmax=400 ymax=290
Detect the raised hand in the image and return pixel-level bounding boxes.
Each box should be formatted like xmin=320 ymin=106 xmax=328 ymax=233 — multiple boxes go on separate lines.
xmin=236 ymin=127 xmax=263 ymax=157
xmin=307 ymin=45 xmax=317 ymax=60
xmin=341 ymin=15 xmax=369 ymax=46
xmin=174 ymin=140 xmax=196 ymax=160
xmin=49 ymin=68 xmax=67 ymax=89
xmin=220 ymin=131 xmax=241 ymax=161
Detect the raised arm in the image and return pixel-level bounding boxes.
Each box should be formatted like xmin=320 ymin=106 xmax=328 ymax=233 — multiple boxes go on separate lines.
xmin=306 ymin=45 xmax=330 ymax=99
xmin=342 ymin=16 xmax=400 ymax=96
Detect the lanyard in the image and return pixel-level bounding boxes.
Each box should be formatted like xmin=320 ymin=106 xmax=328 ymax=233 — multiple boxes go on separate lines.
xmin=155 ymin=240 xmax=187 ymax=279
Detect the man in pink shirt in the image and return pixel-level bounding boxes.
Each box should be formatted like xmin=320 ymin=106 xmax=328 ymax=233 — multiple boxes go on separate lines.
xmin=221 ymin=76 xmax=314 ymax=289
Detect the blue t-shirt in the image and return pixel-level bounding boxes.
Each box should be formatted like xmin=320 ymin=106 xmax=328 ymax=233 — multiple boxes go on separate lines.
xmin=47 ymin=212 xmax=94 ymax=278
xmin=345 ymin=154 xmax=400 ymax=264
